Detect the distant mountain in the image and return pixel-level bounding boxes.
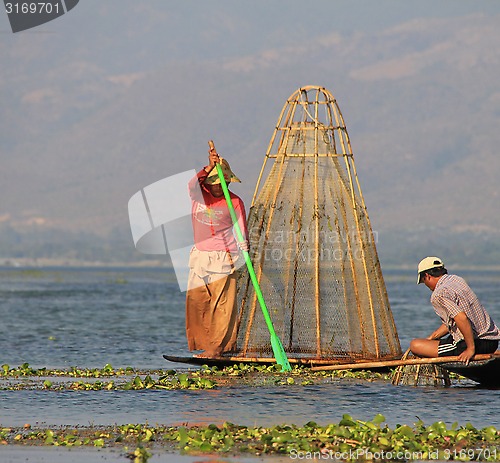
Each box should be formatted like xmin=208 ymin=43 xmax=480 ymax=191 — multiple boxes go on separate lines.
xmin=1 ymin=6 xmax=500 ymax=266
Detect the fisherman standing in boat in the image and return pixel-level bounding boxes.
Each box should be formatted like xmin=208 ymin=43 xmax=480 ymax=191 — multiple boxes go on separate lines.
xmin=410 ymin=257 xmax=500 ymax=365
xmin=185 ymin=144 xmax=249 ymax=358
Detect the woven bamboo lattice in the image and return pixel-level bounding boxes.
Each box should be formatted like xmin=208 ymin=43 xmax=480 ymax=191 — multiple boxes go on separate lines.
xmin=233 ymin=85 xmax=401 ymax=362
xmin=392 ymin=349 xmax=451 ymax=387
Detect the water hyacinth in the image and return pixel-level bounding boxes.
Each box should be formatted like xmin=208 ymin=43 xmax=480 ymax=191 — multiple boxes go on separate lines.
xmin=0 ymin=362 xmax=390 ymax=391
xmin=1 ymin=362 xmax=497 ymax=461
xmin=0 ymin=363 xmax=138 ymax=378
xmin=1 ymin=417 xmax=499 ymax=461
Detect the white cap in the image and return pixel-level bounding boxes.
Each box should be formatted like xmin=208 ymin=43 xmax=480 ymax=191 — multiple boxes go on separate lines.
xmin=417 ymin=256 xmax=444 ymax=284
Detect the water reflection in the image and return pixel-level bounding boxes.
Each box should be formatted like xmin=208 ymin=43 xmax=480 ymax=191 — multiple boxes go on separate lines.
xmin=2 ymin=379 xmax=499 ymax=429
xmin=1 ymin=267 xmax=500 ymax=432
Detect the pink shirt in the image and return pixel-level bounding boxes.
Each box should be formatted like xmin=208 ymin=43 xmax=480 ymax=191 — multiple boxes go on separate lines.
xmin=188 ymin=168 xmax=248 ymax=253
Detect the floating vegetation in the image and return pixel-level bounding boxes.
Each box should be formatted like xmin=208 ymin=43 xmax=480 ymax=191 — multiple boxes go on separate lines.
xmin=1 ymin=363 xmax=138 ymax=378
xmin=164 ymin=417 xmax=500 ymax=460
xmin=0 ymin=362 xmax=391 ymax=391
xmin=0 ymin=362 xmax=494 ymax=460
xmin=18 ymin=269 xmax=45 ymax=278
xmin=107 ymin=277 xmax=128 ymax=284
xmin=1 ymin=417 xmax=499 ymax=461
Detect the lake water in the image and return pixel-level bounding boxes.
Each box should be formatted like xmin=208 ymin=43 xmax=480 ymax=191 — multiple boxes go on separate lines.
xmin=1 ymin=266 xmax=500 ymax=460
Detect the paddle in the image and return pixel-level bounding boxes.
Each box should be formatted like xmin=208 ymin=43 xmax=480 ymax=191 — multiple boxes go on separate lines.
xmin=208 ymin=140 xmax=291 ymax=372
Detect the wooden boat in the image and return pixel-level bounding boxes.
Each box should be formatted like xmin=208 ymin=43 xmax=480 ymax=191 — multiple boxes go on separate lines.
xmin=162 ymin=354 xmax=353 ymax=368
xmin=440 ymin=354 xmax=500 ymax=387
xmin=164 ymin=352 xmax=500 ymax=387
xmin=163 ymin=354 xmax=251 ymax=368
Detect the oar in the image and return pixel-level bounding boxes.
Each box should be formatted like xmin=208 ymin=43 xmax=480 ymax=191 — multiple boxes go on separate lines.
xmin=208 ymin=140 xmax=291 ymax=372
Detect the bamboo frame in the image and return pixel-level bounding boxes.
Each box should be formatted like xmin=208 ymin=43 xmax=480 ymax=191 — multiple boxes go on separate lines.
xmin=331 ymin=157 xmax=367 ymax=355
xmin=236 ymin=85 xmax=401 ymax=362
xmin=311 ymin=352 xmax=500 ymax=372
xmin=242 ymin=98 xmax=300 ymax=354
xmin=313 ymin=89 xmax=321 ymax=356
xmin=331 ymin=103 xmax=380 ymax=358
xmin=286 ymin=156 xmax=306 ymax=350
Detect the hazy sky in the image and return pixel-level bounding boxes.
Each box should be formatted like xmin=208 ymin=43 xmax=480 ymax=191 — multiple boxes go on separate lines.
xmin=3 ymin=1 xmax=498 ymax=65
xmin=1 ymin=1 xmax=500 ymax=256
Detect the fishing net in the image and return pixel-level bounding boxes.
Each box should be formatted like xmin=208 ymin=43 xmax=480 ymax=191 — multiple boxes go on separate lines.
xmin=233 ymin=86 xmax=401 ymax=362
xmin=392 ymin=349 xmax=451 ymax=387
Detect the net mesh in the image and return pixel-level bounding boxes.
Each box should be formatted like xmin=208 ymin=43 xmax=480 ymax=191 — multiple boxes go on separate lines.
xmin=233 ymin=86 xmax=401 ymax=361
xmin=392 ymin=350 xmax=451 ymax=387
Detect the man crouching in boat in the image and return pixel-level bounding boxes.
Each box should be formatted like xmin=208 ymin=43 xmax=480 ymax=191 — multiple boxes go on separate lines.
xmin=410 ymin=257 xmax=500 ymax=365
xmin=185 ymin=145 xmax=249 ymax=359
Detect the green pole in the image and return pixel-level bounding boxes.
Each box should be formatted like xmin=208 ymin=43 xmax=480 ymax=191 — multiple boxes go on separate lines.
xmin=210 ymin=141 xmax=291 ymax=371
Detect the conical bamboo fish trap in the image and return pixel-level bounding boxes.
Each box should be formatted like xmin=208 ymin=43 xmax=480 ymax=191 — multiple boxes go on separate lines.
xmin=234 ymin=85 xmax=401 ymax=362
xmin=392 ymin=349 xmax=451 ymax=387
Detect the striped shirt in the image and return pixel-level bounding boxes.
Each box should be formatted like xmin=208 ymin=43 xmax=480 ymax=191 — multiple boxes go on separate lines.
xmin=431 ymin=274 xmax=500 ymax=342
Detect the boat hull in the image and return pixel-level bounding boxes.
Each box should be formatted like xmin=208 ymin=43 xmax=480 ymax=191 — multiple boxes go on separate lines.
xmin=441 ymin=357 xmax=500 ymax=387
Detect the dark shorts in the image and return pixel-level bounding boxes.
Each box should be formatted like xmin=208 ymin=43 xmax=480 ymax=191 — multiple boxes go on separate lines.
xmin=438 ymin=335 xmax=499 ymax=357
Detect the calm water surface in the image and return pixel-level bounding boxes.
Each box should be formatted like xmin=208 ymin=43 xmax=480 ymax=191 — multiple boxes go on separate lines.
xmin=1 ymin=266 xmax=499 ymax=432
